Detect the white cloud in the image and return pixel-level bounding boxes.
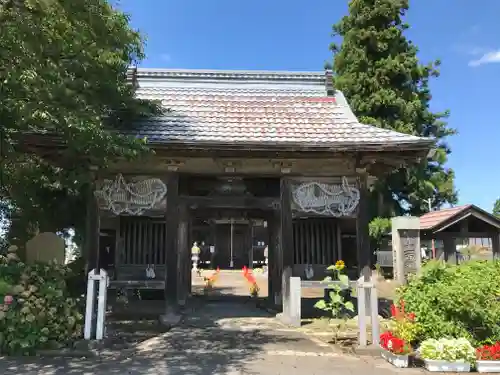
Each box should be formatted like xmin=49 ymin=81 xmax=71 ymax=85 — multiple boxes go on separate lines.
xmin=469 ymin=50 xmax=500 ymax=67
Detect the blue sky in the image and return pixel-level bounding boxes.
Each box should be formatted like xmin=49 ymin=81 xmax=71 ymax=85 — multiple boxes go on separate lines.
xmin=118 ymin=0 xmax=500 ymax=212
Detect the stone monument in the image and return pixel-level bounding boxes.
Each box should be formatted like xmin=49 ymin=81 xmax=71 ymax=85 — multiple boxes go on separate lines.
xmin=391 ymin=217 xmax=422 ymax=284
xmin=25 ymin=232 xmax=65 ymax=264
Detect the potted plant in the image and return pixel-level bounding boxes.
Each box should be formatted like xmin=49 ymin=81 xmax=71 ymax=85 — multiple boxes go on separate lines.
xmin=419 ymin=338 xmax=475 ymax=372
xmin=379 ymin=331 xmax=412 ymax=367
xmin=378 ymin=300 xmax=419 ymax=368
xmin=476 ymin=342 xmax=500 ymax=373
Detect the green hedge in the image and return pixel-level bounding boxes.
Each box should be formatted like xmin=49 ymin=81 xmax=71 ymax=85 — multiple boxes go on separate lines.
xmin=0 ymin=247 xmax=84 ymax=355
xmin=397 ymin=260 xmax=500 ymax=346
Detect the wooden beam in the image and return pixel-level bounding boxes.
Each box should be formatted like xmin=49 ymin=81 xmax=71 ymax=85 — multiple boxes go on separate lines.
xmin=165 ymin=173 xmax=180 ymax=306
xmin=180 ymin=195 xmax=278 ymax=210
xmin=356 ymin=169 xmax=371 ymax=281
xmin=424 ymin=231 xmax=496 ymax=239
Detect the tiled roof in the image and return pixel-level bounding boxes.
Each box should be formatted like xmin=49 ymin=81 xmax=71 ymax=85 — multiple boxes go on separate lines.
xmin=129 ymin=68 xmax=433 ymax=149
xmin=419 ymin=205 xmax=471 ymax=230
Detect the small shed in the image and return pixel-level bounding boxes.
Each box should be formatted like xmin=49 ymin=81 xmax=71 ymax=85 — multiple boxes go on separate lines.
xmin=420 ymin=204 xmax=500 ymax=262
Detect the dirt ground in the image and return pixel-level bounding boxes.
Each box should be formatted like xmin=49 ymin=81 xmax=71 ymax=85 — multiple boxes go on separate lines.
xmin=191 ymin=269 xmax=399 ymax=300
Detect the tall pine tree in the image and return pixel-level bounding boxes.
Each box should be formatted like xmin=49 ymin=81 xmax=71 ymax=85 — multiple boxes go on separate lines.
xmin=329 ymin=0 xmax=457 ymax=216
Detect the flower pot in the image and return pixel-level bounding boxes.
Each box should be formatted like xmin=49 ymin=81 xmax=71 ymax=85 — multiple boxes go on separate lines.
xmin=476 ymin=360 xmax=500 ymax=373
xmin=423 ymin=359 xmax=471 ymax=372
xmin=380 ymin=348 xmax=409 ymax=368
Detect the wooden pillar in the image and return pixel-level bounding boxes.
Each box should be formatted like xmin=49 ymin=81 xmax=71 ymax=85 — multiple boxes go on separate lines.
xmin=177 ymin=204 xmax=189 ymax=305
xmin=165 ymin=173 xmax=179 ymax=306
xmin=184 ymin=213 xmax=190 ymax=296
xmin=209 ymin=220 xmax=216 ymax=269
xmin=248 ymin=220 xmax=254 ymax=269
xmin=84 ymin=171 xmax=100 ymax=274
xmin=267 ymin=211 xmax=280 ymax=306
xmin=279 ymin=178 xmax=294 ymax=306
xmin=281 ymin=178 xmax=294 ymax=269
xmin=336 ymin=221 xmax=343 ymax=262
xmin=491 ymin=232 xmax=500 ymax=260
xmin=443 ymin=237 xmax=456 ymax=264
xmin=356 ymin=169 xmax=371 ymax=281
xmin=460 ymin=220 xmax=469 ymax=248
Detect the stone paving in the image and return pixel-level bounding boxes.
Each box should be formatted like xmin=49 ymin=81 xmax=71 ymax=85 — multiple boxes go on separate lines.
xmin=0 ymin=301 xmax=426 ymax=375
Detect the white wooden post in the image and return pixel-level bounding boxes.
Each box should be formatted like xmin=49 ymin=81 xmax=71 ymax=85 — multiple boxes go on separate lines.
xmin=95 ymin=269 xmax=109 ymax=340
xmin=288 ymin=276 xmax=301 ymax=327
xmin=84 ymin=269 xmax=97 ymax=340
xmin=84 ymin=268 xmax=109 ymax=340
xmin=357 ymin=276 xmax=367 ymax=347
xmin=370 ymin=279 xmax=379 ymax=346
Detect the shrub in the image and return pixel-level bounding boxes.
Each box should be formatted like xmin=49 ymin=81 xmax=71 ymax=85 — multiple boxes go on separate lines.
xmin=0 ymin=246 xmax=83 ymax=355
xmin=397 ymin=260 xmax=500 ymax=346
xmin=419 ymin=338 xmax=475 ymax=362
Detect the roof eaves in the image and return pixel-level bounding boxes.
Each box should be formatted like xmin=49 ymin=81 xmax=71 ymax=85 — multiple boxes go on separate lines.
xmin=135 ymin=68 xmax=326 ymax=84
xmin=146 ymin=139 xmax=434 ymax=152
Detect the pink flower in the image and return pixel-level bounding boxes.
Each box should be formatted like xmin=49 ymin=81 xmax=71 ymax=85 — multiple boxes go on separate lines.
xmin=4 ymin=295 xmax=13 ymax=305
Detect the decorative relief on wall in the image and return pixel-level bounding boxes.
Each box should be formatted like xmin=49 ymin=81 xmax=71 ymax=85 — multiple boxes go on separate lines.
xmin=292 ymin=177 xmax=360 ymax=217
xmin=94 ymin=174 xmax=167 ymax=216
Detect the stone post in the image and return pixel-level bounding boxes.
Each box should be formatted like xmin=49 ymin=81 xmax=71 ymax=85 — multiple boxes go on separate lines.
xmin=391 ymin=217 xmax=422 ymax=284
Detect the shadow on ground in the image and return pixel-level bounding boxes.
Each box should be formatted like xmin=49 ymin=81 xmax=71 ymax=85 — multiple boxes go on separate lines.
xmin=0 ymin=300 xmax=303 ymax=375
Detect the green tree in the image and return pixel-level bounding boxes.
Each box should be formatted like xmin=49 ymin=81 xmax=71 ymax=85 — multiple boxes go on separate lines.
xmin=493 ymin=199 xmax=500 ymax=218
xmin=329 ymin=0 xmax=457 ymax=216
xmin=0 ymin=0 xmax=160 ymax=245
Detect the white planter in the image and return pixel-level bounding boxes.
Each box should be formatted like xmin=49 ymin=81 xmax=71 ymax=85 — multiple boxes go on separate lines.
xmin=476 ymin=360 xmax=500 ymax=373
xmin=424 ymin=359 xmax=471 ymax=372
xmin=380 ymin=348 xmax=409 ymax=368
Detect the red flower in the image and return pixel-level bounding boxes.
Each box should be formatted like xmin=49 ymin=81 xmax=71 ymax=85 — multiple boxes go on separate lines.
xmin=380 ymin=332 xmax=394 ymax=350
xmin=388 ymin=337 xmax=410 ymax=355
xmin=380 ymin=332 xmax=411 ymax=354
xmin=477 ymin=342 xmax=500 ymax=361
xmin=390 ymin=304 xmax=397 ymax=317
xmin=391 ymin=300 xmax=416 ymax=322
xmin=246 ymin=273 xmax=256 ymax=284
xmin=4 ymin=295 xmax=13 ymax=305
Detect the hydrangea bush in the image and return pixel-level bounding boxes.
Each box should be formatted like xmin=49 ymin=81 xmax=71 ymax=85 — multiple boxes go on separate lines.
xmin=0 ymin=246 xmax=84 ymax=355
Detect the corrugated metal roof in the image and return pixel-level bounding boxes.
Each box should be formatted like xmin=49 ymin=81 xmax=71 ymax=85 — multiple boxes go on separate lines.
xmin=419 ymin=205 xmax=472 ymax=230
xmin=129 ymin=68 xmax=433 ymax=149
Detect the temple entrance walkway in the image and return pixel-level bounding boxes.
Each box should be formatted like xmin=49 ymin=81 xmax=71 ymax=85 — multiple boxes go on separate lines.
xmin=191 ymin=269 xmax=269 ymax=297
xmin=0 ymin=302 xmax=424 ymax=374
